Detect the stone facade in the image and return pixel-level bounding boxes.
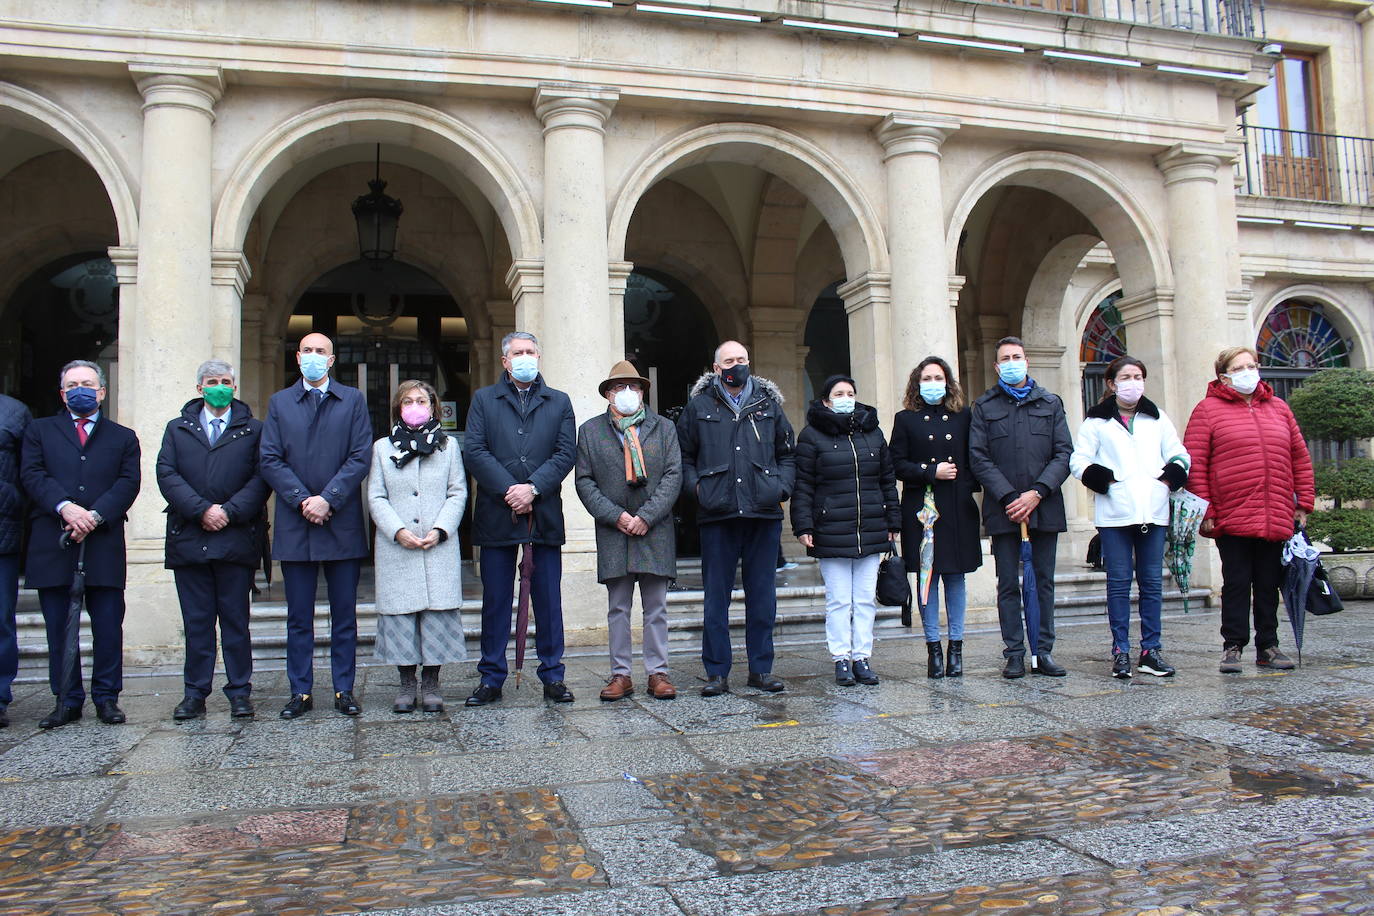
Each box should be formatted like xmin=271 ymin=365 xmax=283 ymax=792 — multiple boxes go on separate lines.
xmin=1 ymin=0 xmax=1370 ymax=660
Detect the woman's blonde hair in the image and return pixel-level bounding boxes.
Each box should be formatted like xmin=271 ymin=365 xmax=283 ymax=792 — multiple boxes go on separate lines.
xmin=1213 ymin=346 xmax=1259 ymax=379
xmin=391 ymin=379 xmax=441 ymax=424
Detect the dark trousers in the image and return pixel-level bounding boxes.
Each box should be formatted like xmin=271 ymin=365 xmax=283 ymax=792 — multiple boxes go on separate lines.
xmin=990 ymin=530 xmax=1058 ymax=658
xmin=0 ymin=552 xmax=17 ymax=707
xmin=699 ymin=517 xmax=781 ymax=677
xmin=174 ymin=562 xmax=255 ymax=700
xmin=38 ymin=584 xmax=125 ymax=707
xmin=477 ymin=543 xmax=565 ymax=687
xmin=281 ymin=559 xmax=360 ymax=697
xmin=1099 ymin=524 xmax=1167 ymax=653
xmin=1216 ymin=534 xmax=1284 ymax=652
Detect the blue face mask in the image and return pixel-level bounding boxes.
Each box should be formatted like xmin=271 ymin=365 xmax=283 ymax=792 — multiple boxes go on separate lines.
xmin=829 ymin=396 xmax=855 ymax=415
xmin=65 ymin=386 xmax=100 ymax=414
xmin=509 ymin=354 xmax=539 ymax=384
xmin=997 ymin=359 xmax=1028 ymax=386
xmin=919 ymin=382 xmax=946 ymax=405
xmin=299 ymin=352 xmax=330 ymax=382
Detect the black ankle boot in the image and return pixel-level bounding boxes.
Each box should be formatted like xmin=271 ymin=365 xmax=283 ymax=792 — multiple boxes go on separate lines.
xmin=946 ymin=640 xmax=963 ymax=678
xmin=926 ymin=641 xmax=945 ymax=679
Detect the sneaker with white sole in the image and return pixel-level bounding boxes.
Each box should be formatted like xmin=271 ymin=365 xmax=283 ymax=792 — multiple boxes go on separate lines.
xmin=1137 ymin=648 xmax=1176 ymax=677
xmin=1111 ymin=651 xmax=1132 ymax=680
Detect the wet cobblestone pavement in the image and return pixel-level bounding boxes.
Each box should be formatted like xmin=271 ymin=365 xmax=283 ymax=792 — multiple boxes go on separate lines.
xmin=1 ymin=604 xmax=1373 ymax=914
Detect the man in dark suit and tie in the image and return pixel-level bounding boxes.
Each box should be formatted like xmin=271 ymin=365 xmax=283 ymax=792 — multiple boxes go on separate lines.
xmin=20 ymin=360 xmax=140 ymax=728
xmin=259 ymin=333 xmax=372 ymax=720
xmin=157 ymin=359 xmax=270 ymax=721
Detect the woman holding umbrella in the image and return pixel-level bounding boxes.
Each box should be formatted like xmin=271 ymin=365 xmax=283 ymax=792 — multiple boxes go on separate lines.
xmin=791 ymin=375 xmax=901 ymax=686
xmin=368 ymin=380 xmax=468 ymax=713
xmin=1183 ymin=346 xmax=1314 ymax=673
xmin=1070 ymin=356 xmax=1189 ymax=680
xmin=891 ymin=357 xmax=983 ymax=679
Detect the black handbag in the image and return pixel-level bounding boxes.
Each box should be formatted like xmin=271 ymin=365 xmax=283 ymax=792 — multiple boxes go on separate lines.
xmin=876 ymin=545 xmax=913 ymax=624
xmin=1307 ymin=560 xmax=1344 ymax=616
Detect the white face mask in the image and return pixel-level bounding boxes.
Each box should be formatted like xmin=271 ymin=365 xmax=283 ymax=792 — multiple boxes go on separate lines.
xmin=1226 ymin=367 xmax=1260 ymax=395
xmin=613 ymin=388 xmax=642 ymax=414
xmin=1114 ymin=380 xmax=1145 ymax=405
xmin=830 ymin=396 xmax=856 ymax=415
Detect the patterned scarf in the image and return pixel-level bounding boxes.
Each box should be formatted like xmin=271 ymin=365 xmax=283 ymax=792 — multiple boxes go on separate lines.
xmin=389 ymin=418 xmax=446 ymax=469
xmin=609 ymin=407 xmax=648 ymax=487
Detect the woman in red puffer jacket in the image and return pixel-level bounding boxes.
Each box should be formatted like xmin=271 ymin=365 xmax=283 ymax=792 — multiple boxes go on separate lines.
xmin=1183 ymin=346 xmax=1315 ymax=675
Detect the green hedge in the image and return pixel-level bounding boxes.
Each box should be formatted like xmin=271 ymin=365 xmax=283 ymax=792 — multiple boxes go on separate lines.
xmin=1313 ymin=457 xmax=1374 ymax=504
xmin=1307 ymin=508 xmax=1374 ymax=553
xmin=1288 ymin=368 xmax=1374 ymax=442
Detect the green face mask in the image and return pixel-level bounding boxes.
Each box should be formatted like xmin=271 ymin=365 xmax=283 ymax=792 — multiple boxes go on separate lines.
xmin=202 ymin=384 xmax=234 ymax=409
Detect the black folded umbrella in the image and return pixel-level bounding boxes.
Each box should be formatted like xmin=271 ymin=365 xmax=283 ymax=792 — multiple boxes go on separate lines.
xmin=59 ymin=534 xmax=88 ymax=703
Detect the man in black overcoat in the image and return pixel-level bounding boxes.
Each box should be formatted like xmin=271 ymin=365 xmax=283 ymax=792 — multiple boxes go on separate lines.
xmin=0 ymin=392 xmax=31 ymax=729
xmin=157 ymin=359 xmax=270 ymax=721
xmin=20 ymin=360 xmax=140 ymax=727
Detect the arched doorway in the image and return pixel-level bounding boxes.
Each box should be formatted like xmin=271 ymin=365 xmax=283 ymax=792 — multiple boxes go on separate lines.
xmin=0 ymin=252 xmax=119 ymax=416
xmin=622 ymin=268 xmax=718 ymax=414
xmin=803 ymin=281 xmax=849 ymax=403
xmin=1256 ymin=298 xmax=1352 ymax=400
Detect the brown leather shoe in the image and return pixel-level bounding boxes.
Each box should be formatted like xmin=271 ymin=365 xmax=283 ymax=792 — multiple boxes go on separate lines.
xmin=599 ymin=674 xmax=634 ymax=701
xmin=646 ymin=672 xmax=677 ymax=700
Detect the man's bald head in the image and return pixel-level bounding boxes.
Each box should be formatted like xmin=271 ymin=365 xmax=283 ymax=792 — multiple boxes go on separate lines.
xmin=299 ymin=333 xmax=334 ymax=356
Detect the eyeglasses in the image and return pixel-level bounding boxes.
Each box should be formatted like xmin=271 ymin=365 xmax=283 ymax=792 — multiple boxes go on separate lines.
xmin=608 ymin=384 xmax=642 ymax=393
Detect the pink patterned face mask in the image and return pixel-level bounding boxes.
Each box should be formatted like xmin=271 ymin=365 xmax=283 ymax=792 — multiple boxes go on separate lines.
xmin=400 ymin=404 xmax=431 ymax=427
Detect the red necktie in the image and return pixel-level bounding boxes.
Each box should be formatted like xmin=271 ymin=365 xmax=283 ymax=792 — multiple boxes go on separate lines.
xmin=75 ymin=419 xmax=89 ymax=446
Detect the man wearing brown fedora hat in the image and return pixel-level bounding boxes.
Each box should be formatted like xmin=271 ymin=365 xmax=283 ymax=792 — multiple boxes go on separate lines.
xmin=575 ymin=360 xmax=682 ymax=701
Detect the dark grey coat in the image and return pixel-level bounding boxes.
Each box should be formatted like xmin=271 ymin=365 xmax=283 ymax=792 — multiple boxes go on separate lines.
xmin=968 ymin=383 xmax=1073 ymax=536
xmin=463 ymin=374 xmax=576 ymax=547
xmin=0 ymin=393 xmax=32 ymax=555
xmin=575 ymin=410 xmax=681 ymax=583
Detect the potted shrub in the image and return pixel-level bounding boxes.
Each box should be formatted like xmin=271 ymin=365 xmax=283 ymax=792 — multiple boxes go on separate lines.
xmin=1288 ymin=368 xmax=1374 ymax=598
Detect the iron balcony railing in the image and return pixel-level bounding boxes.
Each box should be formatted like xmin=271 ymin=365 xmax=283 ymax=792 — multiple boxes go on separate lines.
xmin=1239 ymin=124 xmax=1374 ymax=207
xmin=987 ymin=0 xmax=1264 ymax=37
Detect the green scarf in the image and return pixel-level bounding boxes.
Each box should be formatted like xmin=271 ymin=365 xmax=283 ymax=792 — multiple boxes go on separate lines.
xmin=610 ymin=407 xmax=648 ymax=487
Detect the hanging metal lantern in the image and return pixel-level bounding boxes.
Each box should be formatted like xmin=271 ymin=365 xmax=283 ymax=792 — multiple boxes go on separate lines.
xmin=352 ymin=144 xmax=403 ymax=265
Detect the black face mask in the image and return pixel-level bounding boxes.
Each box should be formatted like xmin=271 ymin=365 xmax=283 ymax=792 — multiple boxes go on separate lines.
xmin=720 ymin=364 xmax=750 ymax=389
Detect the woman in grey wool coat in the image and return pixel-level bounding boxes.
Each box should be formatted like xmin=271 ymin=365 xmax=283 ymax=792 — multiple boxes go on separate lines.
xmin=368 ymin=380 xmax=468 ymax=713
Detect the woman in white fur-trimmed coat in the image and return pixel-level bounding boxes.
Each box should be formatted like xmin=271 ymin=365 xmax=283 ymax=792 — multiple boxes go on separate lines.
xmin=1070 ymin=356 xmax=1189 ymax=682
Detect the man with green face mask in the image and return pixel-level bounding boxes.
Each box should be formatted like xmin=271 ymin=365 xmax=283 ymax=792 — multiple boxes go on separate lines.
xmin=155 ymin=359 xmax=270 ymax=720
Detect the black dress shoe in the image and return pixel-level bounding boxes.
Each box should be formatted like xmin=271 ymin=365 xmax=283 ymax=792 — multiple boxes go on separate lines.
xmin=1033 ymin=653 xmax=1067 ymax=677
xmin=464 ymin=684 xmax=502 ymax=707
xmin=39 ymin=704 xmax=82 ymax=729
xmin=701 ymin=675 xmax=730 ymax=697
xmin=96 ymin=702 xmax=126 ymax=724
xmin=543 ymin=681 xmax=575 ymax=703
xmin=229 ymin=695 xmax=255 ymax=718
xmin=1002 ymin=655 xmax=1026 ymax=679
xmin=280 ymin=694 xmax=312 ymax=720
xmin=747 ymin=671 xmax=785 ymax=693
xmin=334 ymin=692 xmax=362 ymax=716
xmin=173 ymin=696 xmax=206 ymax=721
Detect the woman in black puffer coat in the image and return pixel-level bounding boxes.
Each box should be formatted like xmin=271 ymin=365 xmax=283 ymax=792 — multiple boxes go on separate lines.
xmin=791 ymin=375 xmax=901 ymax=686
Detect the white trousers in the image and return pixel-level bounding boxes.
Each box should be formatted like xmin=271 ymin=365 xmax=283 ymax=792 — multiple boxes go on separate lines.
xmin=819 ymin=554 xmax=882 ymax=661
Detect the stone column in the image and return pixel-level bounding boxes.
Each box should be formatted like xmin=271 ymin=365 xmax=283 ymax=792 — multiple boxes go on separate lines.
xmin=876 ymin=114 xmax=960 ymax=392
xmin=210 ymin=249 xmax=250 ymax=366
xmin=1115 ymin=288 xmax=1178 ymax=415
xmin=608 ymin=260 xmax=634 ymax=368
xmin=116 ymin=64 xmax=222 ymax=662
xmin=749 ymin=307 xmax=807 ymax=432
xmin=531 ymin=83 xmax=619 ymax=641
xmin=838 ymin=272 xmax=895 ymax=424
xmin=1156 ymin=143 xmax=1235 ymax=413
xmin=504 ymin=259 xmax=543 ymax=349
xmin=239 ymin=293 xmax=268 ymax=413
xmin=1360 ymin=10 xmax=1374 ymax=139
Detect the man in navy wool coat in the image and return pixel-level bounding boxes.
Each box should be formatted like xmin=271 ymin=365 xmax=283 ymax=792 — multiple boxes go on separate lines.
xmin=20 ymin=360 xmax=140 ymax=729
xmin=259 ymin=333 xmax=372 ymax=720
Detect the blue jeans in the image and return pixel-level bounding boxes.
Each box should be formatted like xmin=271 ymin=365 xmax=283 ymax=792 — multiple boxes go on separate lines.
xmin=699 ymin=518 xmax=781 ymax=677
xmin=919 ymin=572 xmax=966 ymax=642
xmin=1098 ymin=524 xmax=1166 ymax=653
xmin=0 ymin=552 xmax=18 ymax=707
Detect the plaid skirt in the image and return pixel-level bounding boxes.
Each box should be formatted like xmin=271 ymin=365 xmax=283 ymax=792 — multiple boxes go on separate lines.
xmin=374 ymin=609 xmax=468 ymax=665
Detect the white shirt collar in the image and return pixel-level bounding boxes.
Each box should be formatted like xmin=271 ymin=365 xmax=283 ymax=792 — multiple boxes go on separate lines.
xmin=303 ymin=377 xmax=330 ymax=396
xmin=201 ymin=405 xmax=232 ymax=432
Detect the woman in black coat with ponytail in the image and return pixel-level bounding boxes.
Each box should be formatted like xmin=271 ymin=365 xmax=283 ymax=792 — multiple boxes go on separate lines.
xmin=791 ymin=375 xmax=901 ymax=686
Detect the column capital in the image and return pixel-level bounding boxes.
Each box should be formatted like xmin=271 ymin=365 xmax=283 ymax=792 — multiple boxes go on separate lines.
xmin=534 ymin=83 xmax=619 ymax=134
xmin=1116 ymin=288 xmax=1176 ymax=323
xmin=837 ymin=272 xmax=892 ymax=315
xmin=947 ymin=275 xmax=966 ymax=310
xmin=505 ymin=259 xmax=545 ymax=302
xmin=608 ymin=260 xmax=635 ymax=293
xmin=130 ymin=62 xmax=223 ymax=119
xmin=875 ymin=114 xmax=960 ymax=159
xmin=1357 ymin=7 xmax=1372 ymax=24
xmin=1023 ymin=345 xmax=1067 ymax=364
xmin=750 ymin=306 xmax=805 ymax=335
xmin=1226 ymin=287 xmax=1253 ymax=321
xmin=1155 ymin=142 xmax=1234 ymax=186
xmin=210 ymin=249 xmax=252 ymax=298
xmin=107 ymin=246 xmax=139 ymax=284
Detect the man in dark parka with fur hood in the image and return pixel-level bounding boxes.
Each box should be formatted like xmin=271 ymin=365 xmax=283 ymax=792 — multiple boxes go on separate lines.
xmin=677 ymin=340 xmax=795 ymax=696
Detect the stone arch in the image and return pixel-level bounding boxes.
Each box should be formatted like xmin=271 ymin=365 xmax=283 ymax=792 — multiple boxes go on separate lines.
xmin=212 ymin=98 xmax=541 ymax=262
xmin=946 ymin=150 xmax=1170 ymax=298
xmin=1251 ymin=283 xmax=1368 ymax=369
xmin=608 ymin=123 xmax=888 ymax=281
xmin=0 ymin=82 xmax=138 ymax=246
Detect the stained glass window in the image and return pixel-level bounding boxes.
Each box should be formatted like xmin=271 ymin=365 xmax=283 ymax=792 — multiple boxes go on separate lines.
xmin=1257 ymin=299 xmax=1351 ymax=369
xmin=1079 ymin=291 xmax=1127 ymax=364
